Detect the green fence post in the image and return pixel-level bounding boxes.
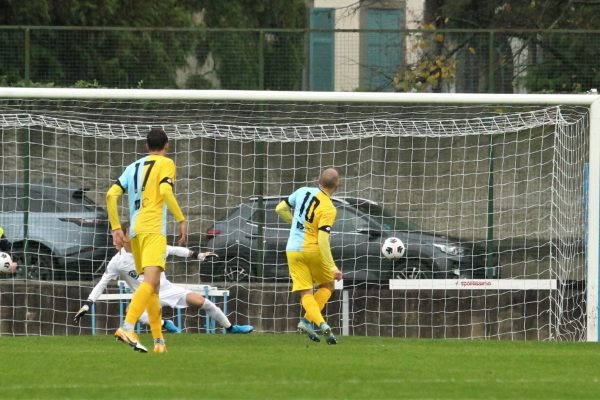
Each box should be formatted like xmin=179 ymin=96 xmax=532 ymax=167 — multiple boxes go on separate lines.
xmin=258 ymin=30 xmax=265 ymax=90
xmin=24 ymin=27 xmax=31 ymax=84
xmin=255 ymin=139 xmax=265 ymax=278
xmin=256 ymin=27 xmax=266 ymax=275
xmin=20 ymin=127 xmax=30 ymax=279
xmin=485 ymin=29 xmax=497 ymax=279
xmin=486 ymin=134 xmax=496 ymax=278
xmin=488 ymin=30 xmax=495 ymax=93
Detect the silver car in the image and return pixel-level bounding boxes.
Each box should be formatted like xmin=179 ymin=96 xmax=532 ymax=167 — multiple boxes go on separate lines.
xmin=0 ymin=183 xmax=113 ymax=280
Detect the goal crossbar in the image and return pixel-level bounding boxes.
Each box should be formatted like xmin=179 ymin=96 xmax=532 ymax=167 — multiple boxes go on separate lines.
xmin=0 ymin=87 xmax=598 ymax=105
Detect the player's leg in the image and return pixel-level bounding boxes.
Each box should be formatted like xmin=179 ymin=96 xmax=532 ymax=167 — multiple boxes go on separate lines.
xmin=185 ymin=292 xmax=253 ymax=334
xmin=314 ymin=282 xmax=334 ymax=311
xmin=288 ymin=251 xmax=322 ymax=342
xmin=127 ymin=308 xmax=180 ymax=333
xmin=300 ymin=252 xmax=330 ymax=326
xmin=138 ymin=234 xmax=168 ymax=352
xmin=114 ymin=234 xmax=151 ymax=352
xmin=115 ymin=234 xmax=166 ymax=352
xmin=311 ymin=259 xmax=337 ymax=345
xmin=144 ymin=272 xmax=162 ymax=338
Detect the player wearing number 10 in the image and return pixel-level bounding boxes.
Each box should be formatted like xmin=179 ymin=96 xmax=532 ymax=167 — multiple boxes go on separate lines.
xmin=275 ymin=168 xmax=342 ymax=345
xmin=106 ymin=128 xmax=187 ymax=353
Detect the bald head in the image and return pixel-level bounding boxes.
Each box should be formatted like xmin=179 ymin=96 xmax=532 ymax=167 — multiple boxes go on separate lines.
xmin=318 ymin=168 xmax=340 ymax=194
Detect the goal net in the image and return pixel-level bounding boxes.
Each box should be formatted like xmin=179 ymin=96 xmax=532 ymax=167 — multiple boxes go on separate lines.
xmin=0 ymin=90 xmax=592 ymax=340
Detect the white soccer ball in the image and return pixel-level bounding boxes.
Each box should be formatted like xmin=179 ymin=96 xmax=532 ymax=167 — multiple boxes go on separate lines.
xmin=0 ymin=252 xmax=13 ymax=273
xmin=381 ymin=237 xmax=405 ymax=260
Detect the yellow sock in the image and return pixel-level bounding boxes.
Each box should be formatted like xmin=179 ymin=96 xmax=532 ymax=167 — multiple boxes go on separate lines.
xmin=124 ymin=281 xmax=153 ymax=326
xmin=301 ymin=294 xmax=325 ymax=326
xmin=314 ymin=287 xmax=332 ymax=311
xmin=146 ymin=292 xmax=163 ymax=340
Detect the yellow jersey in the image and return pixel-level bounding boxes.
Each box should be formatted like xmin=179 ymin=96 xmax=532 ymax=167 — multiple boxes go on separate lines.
xmin=285 ymin=187 xmax=336 ymax=252
xmin=111 ymin=154 xmax=181 ymax=237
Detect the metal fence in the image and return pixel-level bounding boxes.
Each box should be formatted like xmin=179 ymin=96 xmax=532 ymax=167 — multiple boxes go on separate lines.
xmin=0 ymin=26 xmax=598 ymax=93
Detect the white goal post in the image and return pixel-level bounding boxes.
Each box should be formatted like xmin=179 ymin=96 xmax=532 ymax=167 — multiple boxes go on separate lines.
xmin=0 ymin=88 xmax=598 ymax=341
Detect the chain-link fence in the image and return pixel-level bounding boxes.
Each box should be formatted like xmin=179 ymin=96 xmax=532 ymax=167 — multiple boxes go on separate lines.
xmin=0 ymin=26 xmax=598 ymax=93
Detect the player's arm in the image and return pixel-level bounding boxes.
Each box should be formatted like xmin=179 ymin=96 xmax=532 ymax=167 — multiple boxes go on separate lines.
xmin=106 ymin=182 xmax=126 ymax=249
xmin=275 ymin=199 xmax=293 ymax=224
xmin=158 ymin=161 xmax=187 ymax=245
xmin=166 ymin=245 xmax=217 ymax=262
xmin=0 ymin=226 xmax=8 ymax=251
xmin=0 ymin=228 xmax=18 ymax=273
xmin=318 ymin=208 xmax=342 ymax=281
xmin=74 ymin=259 xmax=119 ymax=324
xmin=106 ymin=182 xmax=124 ymax=231
xmin=160 ymin=183 xmax=186 ymax=245
xmin=160 ymin=183 xmax=185 ymax=222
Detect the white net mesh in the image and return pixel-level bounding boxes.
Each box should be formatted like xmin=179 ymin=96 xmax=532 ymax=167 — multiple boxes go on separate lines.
xmin=0 ymin=98 xmax=588 ymax=340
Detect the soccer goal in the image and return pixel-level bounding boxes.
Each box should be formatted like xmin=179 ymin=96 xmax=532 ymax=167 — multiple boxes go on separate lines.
xmin=0 ymin=88 xmax=597 ymax=341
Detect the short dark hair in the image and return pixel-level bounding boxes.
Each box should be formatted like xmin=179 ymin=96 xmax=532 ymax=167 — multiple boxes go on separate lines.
xmin=147 ymin=128 xmax=168 ymax=151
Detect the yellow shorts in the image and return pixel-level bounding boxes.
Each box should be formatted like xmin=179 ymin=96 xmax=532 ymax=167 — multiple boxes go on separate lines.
xmin=130 ymin=233 xmax=167 ymax=273
xmin=287 ymin=251 xmax=333 ymax=292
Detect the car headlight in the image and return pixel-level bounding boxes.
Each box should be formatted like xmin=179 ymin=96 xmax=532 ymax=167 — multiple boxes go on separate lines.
xmin=433 ymin=243 xmax=465 ymax=256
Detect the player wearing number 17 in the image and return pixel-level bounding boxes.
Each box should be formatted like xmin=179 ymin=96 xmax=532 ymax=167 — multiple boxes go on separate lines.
xmin=106 ymin=127 xmax=187 ymax=353
xmin=275 ymin=168 xmax=342 ymax=345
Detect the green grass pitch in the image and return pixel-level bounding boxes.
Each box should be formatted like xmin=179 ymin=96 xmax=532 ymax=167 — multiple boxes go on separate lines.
xmin=1 ymin=334 xmax=600 ymax=399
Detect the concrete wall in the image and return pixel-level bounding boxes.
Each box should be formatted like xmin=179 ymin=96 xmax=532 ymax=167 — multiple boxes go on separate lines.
xmin=0 ymin=125 xmax=571 ymax=240
xmin=0 ymin=282 xmax=583 ymax=340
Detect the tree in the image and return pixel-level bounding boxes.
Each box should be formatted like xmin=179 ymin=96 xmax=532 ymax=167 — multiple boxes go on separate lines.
xmin=0 ymin=0 xmax=199 ymax=88
xmin=0 ymin=0 xmax=307 ymax=90
xmin=197 ymin=0 xmax=306 ymax=90
xmin=409 ymin=0 xmax=600 ymax=93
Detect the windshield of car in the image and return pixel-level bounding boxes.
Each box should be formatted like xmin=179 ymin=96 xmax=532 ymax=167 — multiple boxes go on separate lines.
xmin=38 ymin=187 xmax=98 ymax=212
xmin=252 ymin=199 xmax=289 ymax=228
xmin=0 ymin=185 xmax=99 ymax=213
xmin=353 ymin=202 xmax=421 ymax=231
xmin=335 ymin=206 xmax=381 ymax=233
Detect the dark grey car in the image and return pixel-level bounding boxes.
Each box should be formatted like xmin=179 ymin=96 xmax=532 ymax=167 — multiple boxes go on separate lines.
xmin=0 ymin=183 xmax=114 ymax=280
xmin=203 ymin=196 xmax=497 ymax=283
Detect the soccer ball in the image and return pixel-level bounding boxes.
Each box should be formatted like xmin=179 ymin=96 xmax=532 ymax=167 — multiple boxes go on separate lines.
xmin=381 ymin=237 xmax=405 ymax=260
xmin=0 ymin=252 xmax=13 ymax=273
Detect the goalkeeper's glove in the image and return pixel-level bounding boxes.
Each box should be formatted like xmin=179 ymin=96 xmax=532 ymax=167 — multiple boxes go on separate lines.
xmin=74 ymin=299 xmax=93 ymax=324
xmin=191 ymin=251 xmax=218 ymax=262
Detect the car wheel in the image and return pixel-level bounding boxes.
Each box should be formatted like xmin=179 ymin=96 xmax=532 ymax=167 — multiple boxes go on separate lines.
xmin=396 ymin=260 xmax=432 ymax=279
xmin=198 ymin=256 xmax=226 ymax=284
xmin=224 ymin=259 xmax=250 ymax=283
xmin=27 ymin=245 xmax=55 ymax=281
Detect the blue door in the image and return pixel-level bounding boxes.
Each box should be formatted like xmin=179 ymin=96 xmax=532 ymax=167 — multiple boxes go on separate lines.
xmin=363 ymin=9 xmax=404 ymax=91
xmin=309 ymin=8 xmax=334 ymax=91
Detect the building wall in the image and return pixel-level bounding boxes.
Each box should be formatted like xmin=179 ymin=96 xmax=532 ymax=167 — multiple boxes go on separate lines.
xmin=313 ymin=0 xmax=423 ymax=91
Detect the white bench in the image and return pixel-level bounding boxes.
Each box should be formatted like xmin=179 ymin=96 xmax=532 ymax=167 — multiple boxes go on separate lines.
xmin=90 ymin=281 xmax=230 ymax=335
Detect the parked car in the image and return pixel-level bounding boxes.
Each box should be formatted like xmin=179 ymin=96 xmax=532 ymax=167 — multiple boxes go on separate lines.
xmin=0 ymin=183 xmax=114 ymax=280
xmin=335 ymin=196 xmax=422 ymax=232
xmin=203 ymin=196 xmax=497 ymax=284
xmin=334 ymin=196 xmax=498 ymax=277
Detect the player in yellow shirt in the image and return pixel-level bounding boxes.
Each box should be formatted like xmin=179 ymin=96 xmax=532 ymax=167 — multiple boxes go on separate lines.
xmin=106 ymin=127 xmax=186 ymax=353
xmin=275 ymin=168 xmax=342 ymax=345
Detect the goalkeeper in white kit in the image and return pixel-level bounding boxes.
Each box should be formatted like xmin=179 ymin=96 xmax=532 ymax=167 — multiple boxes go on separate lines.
xmin=74 ymin=222 xmax=253 ymax=334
